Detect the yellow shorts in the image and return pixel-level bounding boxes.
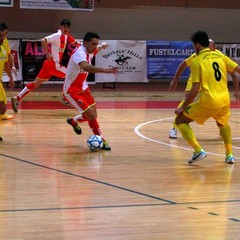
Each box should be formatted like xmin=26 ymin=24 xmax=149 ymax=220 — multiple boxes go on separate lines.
xmin=0 ymin=81 xmax=7 ymax=104
xmin=183 ymin=101 xmax=230 ymax=125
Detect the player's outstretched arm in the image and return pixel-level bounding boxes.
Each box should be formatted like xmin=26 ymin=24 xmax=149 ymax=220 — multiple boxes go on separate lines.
xmin=168 ymin=61 xmax=188 ymax=91
xmin=97 ymin=42 xmax=109 ymax=52
xmin=229 ymin=71 xmax=240 ymax=101
xmin=79 ymin=61 xmax=118 ymax=74
xmin=231 ymin=66 xmax=240 ymax=101
xmin=41 ymin=38 xmax=52 ymax=60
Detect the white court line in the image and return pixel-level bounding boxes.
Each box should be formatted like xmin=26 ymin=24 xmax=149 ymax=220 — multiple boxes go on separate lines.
xmin=232 ymin=137 xmax=240 ymax=150
xmin=134 ymin=117 xmax=240 ymax=160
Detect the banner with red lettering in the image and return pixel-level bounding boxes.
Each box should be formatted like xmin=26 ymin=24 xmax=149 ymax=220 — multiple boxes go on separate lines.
xmin=21 ymin=39 xmax=76 ymax=84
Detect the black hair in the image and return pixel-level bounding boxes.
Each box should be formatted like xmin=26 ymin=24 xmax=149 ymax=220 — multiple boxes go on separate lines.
xmin=0 ymin=26 xmax=4 ymax=32
xmin=60 ymin=19 xmax=71 ymax=27
xmin=190 ymin=30 xmax=209 ymax=47
xmin=0 ymin=22 xmax=8 ymax=30
xmin=83 ymin=32 xmax=100 ymax=42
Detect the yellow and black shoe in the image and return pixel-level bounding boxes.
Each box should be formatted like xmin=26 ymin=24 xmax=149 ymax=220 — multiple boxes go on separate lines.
xmin=101 ymin=140 xmax=111 ymax=151
xmin=66 ymin=118 xmax=82 ymax=135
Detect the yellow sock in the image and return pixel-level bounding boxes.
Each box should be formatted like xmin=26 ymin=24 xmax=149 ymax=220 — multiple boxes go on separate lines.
xmin=178 ymin=123 xmax=202 ymax=152
xmin=219 ymin=124 xmax=232 ymax=155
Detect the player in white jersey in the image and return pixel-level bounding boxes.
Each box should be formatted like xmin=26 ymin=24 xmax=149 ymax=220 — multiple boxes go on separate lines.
xmin=11 ymin=19 xmax=79 ymax=113
xmin=63 ymin=31 xmax=118 ymax=150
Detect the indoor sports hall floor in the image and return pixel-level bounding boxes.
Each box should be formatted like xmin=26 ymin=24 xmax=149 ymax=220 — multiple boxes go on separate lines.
xmin=0 ymin=81 xmax=240 ymax=239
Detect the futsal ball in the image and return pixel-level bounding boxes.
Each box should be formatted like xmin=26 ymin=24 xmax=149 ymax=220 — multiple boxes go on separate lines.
xmin=87 ymin=135 xmax=103 ymax=151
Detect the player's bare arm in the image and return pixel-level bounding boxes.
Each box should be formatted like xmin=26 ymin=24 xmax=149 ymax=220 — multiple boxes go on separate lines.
xmin=97 ymin=42 xmax=109 ymax=52
xmin=175 ymin=82 xmax=199 ymax=116
xmin=168 ymin=61 xmax=188 ymax=91
xmin=41 ymin=38 xmax=52 ymax=60
xmin=229 ymin=71 xmax=240 ymax=101
xmin=79 ymin=61 xmax=118 ymax=74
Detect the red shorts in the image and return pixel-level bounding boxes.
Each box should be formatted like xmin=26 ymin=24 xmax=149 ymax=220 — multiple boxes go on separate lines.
xmin=64 ymin=88 xmax=95 ymax=113
xmin=37 ymin=60 xmax=66 ymax=81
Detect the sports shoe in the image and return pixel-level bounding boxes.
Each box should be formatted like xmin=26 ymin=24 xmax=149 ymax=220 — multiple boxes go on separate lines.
xmin=1 ymin=114 xmax=14 ymax=120
xmin=188 ymin=150 xmax=207 ymax=164
xmin=225 ymin=154 xmax=234 ymax=164
xmin=0 ymin=136 xmax=2 ymax=141
xmin=66 ymin=118 xmax=82 ymax=135
xmin=11 ymin=96 xmax=19 ymax=113
xmin=169 ymin=128 xmax=177 ymax=139
xmin=101 ymin=140 xmax=111 ymax=151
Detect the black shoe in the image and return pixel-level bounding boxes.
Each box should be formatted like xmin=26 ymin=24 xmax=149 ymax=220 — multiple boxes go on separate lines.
xmin=11 ymin=96 xmax=19 ymax=113
xmin=0 ymin=136 xmax=3 ymax=141
xmin=67 ymin=118 xmax=82 ymax=135
xmin=101 ymin=140 xmax=111 ymax=151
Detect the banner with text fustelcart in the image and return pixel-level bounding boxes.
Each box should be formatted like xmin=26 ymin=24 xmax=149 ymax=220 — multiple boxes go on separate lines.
xmin=2 ymin=39 xmax=22 ymax=82
xmin=147 ymin=41 xmax=194 ymax=80
xmin=95 ymin=40 xmax=148 ymax=83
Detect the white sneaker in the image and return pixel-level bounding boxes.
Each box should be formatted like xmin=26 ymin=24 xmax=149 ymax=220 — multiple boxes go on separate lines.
xmin=188 ymin=150 xmax=207 ymax=164
xmin=169 ymin=128 xmax=177 ymax=139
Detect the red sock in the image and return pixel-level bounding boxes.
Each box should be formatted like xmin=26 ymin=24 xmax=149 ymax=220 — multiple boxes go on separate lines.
xmin=88 ymin=119 xmax=102 ymax=136
xmin=17 ymin=82 xmax=36 ymax=101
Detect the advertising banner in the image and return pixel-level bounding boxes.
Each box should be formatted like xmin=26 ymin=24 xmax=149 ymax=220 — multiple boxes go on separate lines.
xmin=147 ymin=41 xmax=194 ymax=80
xmin=21 ymin=39 xmax=76 ymax=84
xmin=95 ymin=40 xmax=148 ymax=83
xmin=0 ymin=0 xmax=13 ymax=7
xmin=216 ymin=43 xmax=240 ymax=64
xmin=20 ymin=0 xmax=94 ymax=11
xmin=2 ymin=39 xmax=22 ymax=82
xmin=216 ymin=43 xmax=240 ymax=81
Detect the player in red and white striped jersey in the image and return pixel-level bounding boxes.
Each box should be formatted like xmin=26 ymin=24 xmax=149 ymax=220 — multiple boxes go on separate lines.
xmin=63 ymin=31 xmax=118 ymax=150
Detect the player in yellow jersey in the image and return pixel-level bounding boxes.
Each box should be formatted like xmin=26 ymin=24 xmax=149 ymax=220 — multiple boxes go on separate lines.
xmin=168 ymin=53 xmax=196 ymax=138
xmin=0 ymin=22 xmax=16 ymax=120
xmin=0 ymin=26 xmax=15 ymax=141
xmin=168 ymin=39 xmax=238 ymax=139
xmin=0 ymin=23 xmax=17 ymax=77
xmin=175 ymin=30 xmax=240 ymax=164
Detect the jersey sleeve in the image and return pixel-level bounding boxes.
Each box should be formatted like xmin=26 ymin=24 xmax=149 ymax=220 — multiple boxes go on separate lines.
xmin=185 ymin=53 xmax=196 ymax=67
xmin=73 ymin=50 xmax=87 ymax=65
xmin=224 ymin=55 xmax=238 ymax=72
xmin=45 ymin=32 xmax=59 ymax=44
xmin=3 ymin=39 xmax=11 ymax=55
xmin=190 ymin=60 xmax=200 ymax=83
xmin=67 ymin=33 xmax=76 ymax=44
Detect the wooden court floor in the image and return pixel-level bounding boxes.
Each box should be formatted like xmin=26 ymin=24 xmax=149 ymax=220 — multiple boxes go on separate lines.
xmin=0 ymin=83 xmax=240 ymax=239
